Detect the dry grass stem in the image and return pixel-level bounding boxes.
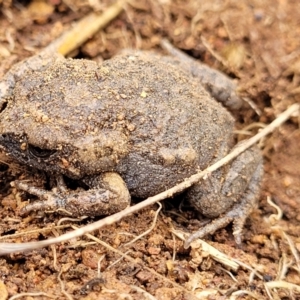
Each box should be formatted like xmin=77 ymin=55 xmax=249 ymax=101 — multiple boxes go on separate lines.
xmin=8 ymin=292 xmax=56 ymax=300
xmin=266 ymin=196 xmax=283 ymax=224
xmin=51 ymin=244 xmax=58 ymax=271
xmin=281 ymin=231 xmax=300 ymax=272
xmin=172 ymin=229 xmax=239 ymax=271
xmin=97 ymin=255 xmax=105 ymax=277
xmin=0 ymin=224 xmax=71 ymax=240
xmin=265 ymin=281 xmax=300 ymax=292
xmin=172 ymin=233 xmax=177 ymax=261
xmin=124 ymin=202 xmax=162 ymax=246
xmin=57 ymin=216 xmax=88 ymax=226
xmin=130 ymin=285 xmax=157 ymax=300
xmin=219 ymin=267 xmax=238 ymax=282
xmin=240 ymin=97 xmax=262 ymax=115
xmin=265 ymin=197 xmax=300 ymax=273
xmin=58 ymin=268 xmax=73 ymax=300
xmin=200 ymin=36 xmax=230 ymax=69
xmin=230 ymin=290 xmax=260 ymax=299
xmin=231 ymin=258 xmax=263 ymax=280
xmin=106 ymin=250 xmax=131 ymax=270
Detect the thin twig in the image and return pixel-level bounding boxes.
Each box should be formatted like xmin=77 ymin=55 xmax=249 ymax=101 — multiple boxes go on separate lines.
xmin=0 ymin=103 xmax=298 ymax=255
xmin=8 ymin=292 xmax=56 ymax=300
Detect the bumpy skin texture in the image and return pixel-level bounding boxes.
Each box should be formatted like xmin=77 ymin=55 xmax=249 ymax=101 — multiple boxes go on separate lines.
xmin=0 ymin=51 xmax=263 ymax=244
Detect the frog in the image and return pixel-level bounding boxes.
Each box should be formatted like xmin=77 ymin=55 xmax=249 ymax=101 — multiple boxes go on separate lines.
xmin=0 ymin=48 xmax=263 ymax=246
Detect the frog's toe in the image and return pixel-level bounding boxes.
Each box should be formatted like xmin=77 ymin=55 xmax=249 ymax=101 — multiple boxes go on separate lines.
xmin=16 ymin=172 xmax=131 ymax=217
xmin=184 ymin=150 xmax=263 ymax=248
xmin=184 ymin=200 xmax=249 ymax=248
xmin=184 ymin=213 xmax=234 ymax=248
xmin=184 ymin=163 xmax=262 ymax=248
xmin=13 ymin=180 xmax=66 ymax=216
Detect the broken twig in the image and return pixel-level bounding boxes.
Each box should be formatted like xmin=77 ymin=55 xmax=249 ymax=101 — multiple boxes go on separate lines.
xmin=43 ymin=0 xmax=125 ymax=56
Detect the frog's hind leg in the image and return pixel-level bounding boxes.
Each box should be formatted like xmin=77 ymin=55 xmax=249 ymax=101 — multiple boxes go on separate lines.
xmin=184 ymin=147 xmax=263 ymax=248
xmin=160 ymin=39 xmax=243 ymax=110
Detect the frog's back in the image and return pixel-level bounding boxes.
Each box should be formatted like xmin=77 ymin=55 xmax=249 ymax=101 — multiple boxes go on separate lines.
xmin=97 ymin=52 xmax=235 ymax=197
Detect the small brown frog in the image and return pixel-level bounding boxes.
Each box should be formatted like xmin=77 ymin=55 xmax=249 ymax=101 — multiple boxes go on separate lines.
xmin=0 ymin=49 xmax=263 ymax=245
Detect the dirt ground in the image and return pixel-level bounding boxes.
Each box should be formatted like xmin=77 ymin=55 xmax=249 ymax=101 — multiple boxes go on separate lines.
xmin=0 ymin=0 xmax=300 ymax=299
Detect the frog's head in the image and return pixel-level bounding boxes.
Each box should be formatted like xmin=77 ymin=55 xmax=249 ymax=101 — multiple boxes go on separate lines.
xmin=0 ymin=122 xmax=129 ymax=179
xmin=0 ymin=58 xmax=129 ymax=178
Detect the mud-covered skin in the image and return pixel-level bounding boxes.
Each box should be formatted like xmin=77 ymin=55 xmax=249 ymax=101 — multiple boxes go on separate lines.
xmin=0 ymin=51 xmax=263 ymax=244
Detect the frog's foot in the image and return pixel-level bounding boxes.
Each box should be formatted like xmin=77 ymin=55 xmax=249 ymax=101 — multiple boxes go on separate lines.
xmin=184 ymin=160 xmax=263 ymax=248
xmin=17 ymin=172 xmax=130 ymax=217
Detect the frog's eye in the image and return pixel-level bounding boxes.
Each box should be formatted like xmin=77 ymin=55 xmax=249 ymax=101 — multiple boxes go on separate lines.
xmin=28 ymin=144 xmax=56 ymax=158
xmin=0 ymin=100 xmax=7 ymax=114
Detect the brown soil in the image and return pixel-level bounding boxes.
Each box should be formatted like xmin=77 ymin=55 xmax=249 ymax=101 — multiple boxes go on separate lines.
xmin=1 ymin=0 xmax=300 ymax=299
